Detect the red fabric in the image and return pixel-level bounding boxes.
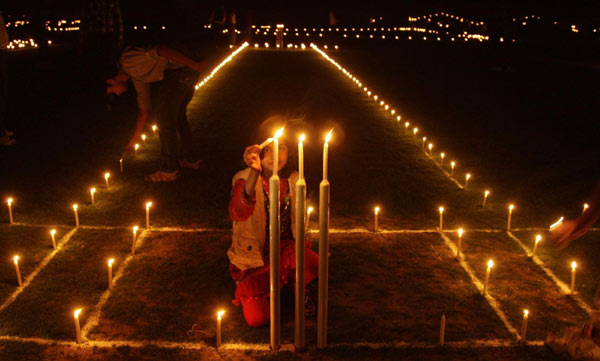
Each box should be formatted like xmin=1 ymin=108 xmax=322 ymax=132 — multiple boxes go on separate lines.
xmin=228 ymin=175 xmax=290 ymax=222
xmin=232 ymin=240 xmax=319 ymax=327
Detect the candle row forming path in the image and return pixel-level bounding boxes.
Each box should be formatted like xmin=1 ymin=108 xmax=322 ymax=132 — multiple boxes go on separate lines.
xmin=0 ymin=44 xmax=594 ymax=352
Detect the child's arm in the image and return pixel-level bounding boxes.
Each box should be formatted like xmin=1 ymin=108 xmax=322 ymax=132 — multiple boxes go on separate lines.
xmin=243 ymin=145 xmax=262 ymax=197
xmin=156 ymin=44 xmax=206 ymax=73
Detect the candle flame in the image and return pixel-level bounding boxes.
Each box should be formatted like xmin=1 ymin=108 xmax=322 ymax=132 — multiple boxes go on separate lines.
xmin=439 ymin=206 xmax=444 ymax=214
xmin=584 ymin=203 xmax=589 ymax=211
xmin=451 ymin=161 xmax=456 ymax=168
xmin=549 ymin=216 xmax=564 ymax=230
xmin=535 ymin=234 xmax=541 ymax=243
xmin=135 ymin=144 xmax=140 ymax=150
xmin=458 ymin=228 xmax=463 ymax=237
xmin=509 ymin=204 xmax=514 ymax=211
xmin=413 ymin=128 xmax=418 ymax=135
xmin=571 ymin=261 xmax=577 ymax=270
xmin=325 ymin=129 xmax=333 ymax=143
xmin=73 ymin=204 xmax=78 ymax=211
xmin=141 ymin=134 xmax=146 ymax=141
xmin=374 ymin=206 xmax=380 ymax=214
xmin=7 ymin=198 xmax=13 ymax=205
xmin=274 ymin=127 xmax=284 ymax=139
xmin=299 ymin=134 xmax=305 ymax=143
xmin=487 ymin=259 xmax=494 ymax=268
xmin=133 ymin=225 xmax=139 ymax=233
xmin=466 ymin=173 xmax=471 ymax=180
xmin=428 ymin=143 xmax=433 ymax=151
xmin=104 ymin=172 xmax=110 ymax=180
xmin=90 ymin=187 xmax=96 ymax=195
xmin=441 ymin=153 xmax=445 ymax=159
xmin=485 ymin=190 xmax=490 ymax=196
xmin=13 ymin=255 xmax=19 ymax=264
xmin=152 ymin=125 xmax=157 ymax=131
xmin=405 ymin=122 xmax=409 ymax=128
xmin=217 ymin=310 xmax=225 ymax=319
xmin=524 ymin=309 xmax=529 ymax=316
xmin=307 ymin=206 xmax=313 ymax=214
xmin=108 ymin=258 xmax=114 ymax=266
xmin=146 ymin=202 xmax=152 ymax=210
xmin=50 ymin=229 xmax=56 ymax=236
xmin=74 ymin=308 xmax=82 ymax=318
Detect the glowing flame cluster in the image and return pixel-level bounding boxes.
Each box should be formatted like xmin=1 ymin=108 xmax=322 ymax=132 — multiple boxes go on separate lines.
xmin=194 ymin=43 xmax=249 ymax=91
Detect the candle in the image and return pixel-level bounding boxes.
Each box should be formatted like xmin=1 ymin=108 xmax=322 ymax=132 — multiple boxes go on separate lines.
xmin=482 ymin=190 xmax=490 ymax=207
xmin=318 ymin=130 xmax=333 ymax=349
xmin=440 ymin=152 xmax=445 ymax=166
xmin=450 ymin=162 xmax=456 ymax=177
xmin=306 ymin=206 xmax=313 ymax=233
xmin=532 ymin=234 xmax=541 ymax=257
xmin=217 ymin=310 xmax=225 ymax=348
xmin=438 ymin=206 xmax=444 ymax=231
xmin=132 ymin=226 xmax=138 ymax=254
xmin=90 ymin=187 xmax=96 ymax=205
xmin=521 ymin=309 xmax=529 ymax=343
xmin=422 ymin=136 xmax=427 ymax=149
xmin=464 ymin=173 xmax=471 ymax=190
xmin=73 ymin=204 xmax=79 ymax=227
xmin=549 ymin=216 xmax=564 ymax=230
xmin=482 ymin=259 xmax=493 ymax=295
xmin=440 ymin=313 xmax=446 ymax=345
xmin=134 ymin=143 xmax=140 ymax=156
xmin=428 ymin=143 xmax=433 ymax=155
xmin=50 ymin=229 xmax=57 ymax=249
xmin=141 ymin=134 xmax=146 ymax=145
xmin=108 ymin=258 xmax=114 ymax=289
xmin=583 ymin=203 xmax=589 ymax=215
xmin=457 ymin=228 xmax=463 ymax=257
xmin=571 ymin=261 xmax=577 ymax=293
xmin=119 ymin=158 xmax=123 ymax=173
xmin=298 ymin=134 xmax=305 ymax=180
xmin=507 ymin=204 xmax=514 ymax=231
xmin=259 ymin=137 xmax=273 ymax=149
xmin=104 ymin=172 xmax=110 ymax=188
xmin=295 ymin=157 xmax=307 ymax=349
xmin=270 ymin=127 xmax=284 ymax=350
xmin=374 ymin=206 xmax=380 ymax=232
xmin=74 ymin=308 xmax=83 ymax=343
xmin=152 ymin=124 xmax=157 ymax=136
xmin=13 ymin=256 xmax=22 ymax=287
xmin=145 ymin=202 xmax=152 ymax=229
xmin=413 ymin=127 xmax=418 ymax=139
xmin=404 ymin=122 xmax=410 ymax=131
xmin=7 ymin=198 xmax=13 ymax=224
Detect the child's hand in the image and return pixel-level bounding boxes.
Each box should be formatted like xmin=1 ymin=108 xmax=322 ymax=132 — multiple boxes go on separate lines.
xmin=243 ymin=145 xmax=262 ymax=172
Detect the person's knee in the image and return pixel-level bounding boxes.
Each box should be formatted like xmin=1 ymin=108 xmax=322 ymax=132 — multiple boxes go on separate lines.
xmin=241 ymin=297 xmax=270 ymax=327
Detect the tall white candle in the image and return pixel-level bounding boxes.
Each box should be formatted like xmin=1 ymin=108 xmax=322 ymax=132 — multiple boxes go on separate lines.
xmin=295 ymin=167 xmax=307 ymax=349
xmin=464 ymin=173 xmax=471 ymax=190
xmin=270 ymin=127 xmax=284 ymax=351
xmin=73 ymin=204 xmax=79 ymax=227
xmin=318 ymin=130 xmax=333 ymax=349
xmin=482 ymin=259 xmax=493 ymax=295
xmin=50 ymin=229 xmax=57 ymax=249
xmin=374 ymin=207 xmax=380 ymax=232
xmin=457 ymin=228 xmax=463 ymax=257
xmin=90 ymin=188 xmax=96 ymax=205
xmin=571 ymin=261 xmax=577 ymax=293
xmin=438 ymin=207 xmax=444 ymax=231
xmin=13 ymin=256 xmax=22 ymax=287
xmin=298 ymin=134 xmax=305 ymax=179
xmin=108 ymin=258 xmax=114 ymax=289
xmin=532 ymin=234 xmax=541 ymax=257
xmin=521 ymin=309 xmax=529 ymax=343
xmin=7 ymin=198 xmax=13 ymax=224
xmin=104 ymin=172 xmax=110 ymax=188
xmin=145 ymin=202 xmax=152 ymax=229
xmin=74 ymin=309 xmax=83 ymax=343
xmin=323 ymin=130 xmax=332 ymax=180
xmin=482 ymin=190 xmax=490 ymax=207
xmin=217 ymin=310 xmax=225 ymax=348
xmin=507 ymin=204 xmax=514 ymax=231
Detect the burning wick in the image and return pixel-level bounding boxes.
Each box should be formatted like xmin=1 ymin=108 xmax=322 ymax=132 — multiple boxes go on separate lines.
xmin=482 ymin=190 xmax=490 ymax=207
xmin=145 ymin=202 xmax=152 ymax=229
xmin=152 ymin=124 xmax=157 ymax=136
xmin=217 ymin=310 xmax=225 ymax=348
xmin=90 ymin=188 xmax=96 ymax=205
xmin=50 ymin=229 xmax=57 ymax=249
xmin=507 ymin=204 xmax=514 ymax=231
xmin=104 ymin=172 xmax=110 ymax=188
xmin=132 ymin=226 xmax=138 ymax=254
xmin=428 ymin=143 xmax=433 ymax=155
xmin=571 ymin=261 xmax=577 ymax=293
xmin=7 ymin=197 xmax=13 ymax=224
xmin=74 ymin=309 xmax=83 ymax=343
xmin=464 ymin=173 xmax=471 ymax=190
xmin=73 ymin=204 xmax=79 ymax=227
xmin=13 ymin=255 xmax=22 ymax=287
xmin=531 ymin=234 xmax=542 ymax=257
xmin=141 ymin=134 xmax=146 ymax=144
xmin=521 ymin=310 xmax=529 ymax=343
xmin=457 ymin=228 xmax=463 ymax=257
xmin=440 ymin=152 xmax=445 ymax=166
xmin=450 ymin=161 xmax=456 ymax=177
xmin=482 ymin=259 xmax=494 ymax=295
xmin=108 ymin=258 xmax=114 ymax=289
xmin=438 ymin=206 xmax=444 ymax=231
xmin=374 ymin=206 xmax=380 ymax=232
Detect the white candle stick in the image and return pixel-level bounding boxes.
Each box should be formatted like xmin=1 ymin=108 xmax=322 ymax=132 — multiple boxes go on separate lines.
xmin=298 ymin=134 xmax=305 ymax=180
xmin=74 ymin=309 xmax=83 ymax=343
xmin=119 ymin=158 xmax=123 ymax=173
xmin=50 ymin=229 xmax=57 ymax=249
xmin=404 ymin=122 xmax=409 ymax=131
xmin=428 ymin=143 xmax=433 ymax=155
xmin=141 ymin=134 xmax=146 ymax=145
xmin=259 ymin=137 xmax=273 ymax=149
xmin=145 ymin=202 xmax=152 ymax=229
xmin=306 ymin=206 xmax=313 ymax=233
xmin=521 ymin=309 xmax=529 ymax=343
xmin=482 ymin=190 xmax=490 ymax=207
xmin=457 ymin=228 xmax=463 ymax=257
xmin=323 ymin=130 xmax=332 ymax=181
xmin=422 ymin=136 xmax=427 ymax=149
xmin=73 ymin=204 xmax=79 ymax=227
xmin=13 ymin=256 xmax=22 ymax=287
xmin=413 ymin=127 xmax=418 ymax=139
xmin=217 ymin=310 xmax=225 ymax=348
xmin=374 ymin=207 xmax=380 ymax=232
xmin=132 ymin=226 xmax=138 ymax=254
xmin=549 ymin=216 xmax=564 ymax=230
xmin=438 ymin=207 xmax=444 ymax=231
xmin=464 ymin=173 xmax=471 ymax=190
xmin=450 ymin=161 xmax=455 ymax=177
xmin=440 ymin=313 xmax=446 ymax=345
xmin=318 ymin=129 xmax=333 ymax=349
xmin=295 ymin=160 xmax=307 ymax=349
xmin=90 ymin=188 xmax=96 ymax=205
xmin=507 ymin=204 xmax=514 ymax=231
xmin=440 ymin=152 xmax=445 ymax=166
xmin=270 ymin=127 xmax=284 ymax=351
xmin=7 ymin=198 xmax=13 ymax=224
xmin=571 ymin=261 xmax=577 ymax=293
xmin=583 ymin=203 xmax=589 ymax=215
xmin=152 ymin=124 xmax=157 ymax=136
xmin=108 ymin=258 xmax=114 ymax=289
xmin=134 ymin=143 xmax=140 ymax=156
xmin=532 ymin=234 xmax=541 ymax=257
xmin=482 ymin=259 xmax=493 ymax=295
xmin=104 ymin=172 xmax=110 ymax=189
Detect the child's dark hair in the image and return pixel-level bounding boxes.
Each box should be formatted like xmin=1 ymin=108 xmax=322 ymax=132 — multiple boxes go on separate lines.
xmin=260 ymin=136 xmax=297 ymax=178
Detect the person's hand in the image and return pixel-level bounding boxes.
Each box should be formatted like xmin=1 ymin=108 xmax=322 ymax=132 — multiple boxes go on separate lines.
xmin=550 ymin=219 xmax=587 ymax=249
xmin=122 ymin=138 xmax=138 ymax=158
xmin=243 ymin=145 xmax=261 ymax=172
xmin=106 ymin=78 xmax=128 ymax=96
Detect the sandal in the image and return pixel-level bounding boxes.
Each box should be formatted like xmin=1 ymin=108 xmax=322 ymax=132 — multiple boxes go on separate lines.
xmin=144 ymin=170 xmax=180 ymax=182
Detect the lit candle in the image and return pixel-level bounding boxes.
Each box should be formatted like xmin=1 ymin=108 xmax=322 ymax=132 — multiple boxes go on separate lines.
xmin=464 ymin=173 xmax=471 ymax=190
xmin=482 ymin=190 xmax=490 ymax=207
xmin=507 ymin=204 xmax=514 ymax=231
xmin=73 ymin=204 xmax=79 ymax=227
xmin=413 ymin=127 xmax=418 ymax=139
xmin=318 ymin=129 xmax=333 ymax=349
xmin=90 ymin=187 xmax=96 ymax=205
xmin=482 ymin=259 xmax=493 ymax=295
xmin=440 ymin=152 xmax=445 ymax=166
xmin=440 ymin=313 xmax=446 ymax=345
xmin=108 ymin=258 xmax=114 ymax=289
xmin=457 ymin=228 xmax=463 ymax=257
xmin=438 ymin=206 xmax=444 ymax=231
xmin=152 ymin=124 xmax=157 ymax=136
xmin=217 ymin=310 xmax=225 ymax=348
xmin=521 ymin=309 xmax=529 ymax=343
xmin=428 ymin=143 xmax=433 ymax=155
xmin=422 ymin=136 xmax=427 ymax=149
xmin=583 ymin=203 xmax=589 ymax=215
xmin=7 ymin=198 xmax=13 ymax=224
xmin=571 ymin=261 xmax=577 ymax=293
xmin=306 ymin=206 xmax=313 ymax=232
xmin=270 ymin=127 xmax=284 ymax=350
xmin=404 ymin=122 xmax=409 ymax=131
xmin=119 ymin=158 xmax=123 ymax=173
xmin=259 ymin=137 xmax=273 ymax=149
xmin=74 ymin=308 xmax=83 ymax=343
xmin=549 ymin=216 xmax=564 ymax=230
xmin=374 ymin=206 xmax=380 ymax=232
xmin=104 ymin=172 xmax=110 ymax=188
xmin=13 ymin=256 xmax=22 ymax=287
xmin=50 ymin=229 xmax=57 ymax=249
xmin=132 ymin=226 xmax=138 ymax=254
xmin=531 ymin=234 xmax=541 ymax=257
xmin=141 ymin=134 xmax=146 ymax=145
xmin=134 ymin=143 xmax=140 ymax=156
xmin=450 ymin=161 xmax=455 ymax=177
xmin=298 ymin=134 xmax=305 ymax=179
xmin=145 ymin=202 xmax=152 ymax=229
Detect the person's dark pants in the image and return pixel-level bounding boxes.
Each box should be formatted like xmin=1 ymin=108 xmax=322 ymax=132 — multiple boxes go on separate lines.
xmin=0 ymin=50 xmax=7 ymax=135
xmin=155 ymin=68 xmax=198 ymax=172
